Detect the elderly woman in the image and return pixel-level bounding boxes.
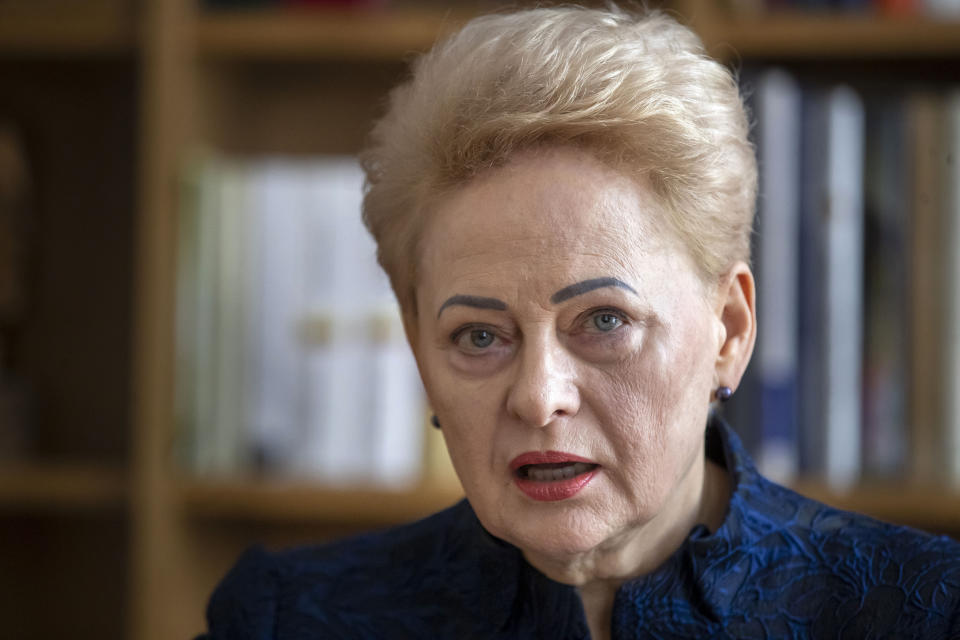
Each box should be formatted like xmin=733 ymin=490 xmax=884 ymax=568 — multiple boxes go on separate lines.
xmin=200 ymin=6 xmax=960 ymax=639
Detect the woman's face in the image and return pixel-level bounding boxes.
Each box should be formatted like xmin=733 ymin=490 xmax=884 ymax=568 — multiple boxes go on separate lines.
xmin=412 ymin=147 xmax=726 ymax=560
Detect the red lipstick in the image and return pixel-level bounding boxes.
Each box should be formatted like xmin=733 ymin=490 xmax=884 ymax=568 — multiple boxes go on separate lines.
xmin=510 ymin=451 xmax=599 ymax=502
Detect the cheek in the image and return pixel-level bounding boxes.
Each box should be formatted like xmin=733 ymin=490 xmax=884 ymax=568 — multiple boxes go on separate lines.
xmin=596 ymin=323 xmax=714 ymax=478
xmin=420 ymin=358 xmax=503 ymax=476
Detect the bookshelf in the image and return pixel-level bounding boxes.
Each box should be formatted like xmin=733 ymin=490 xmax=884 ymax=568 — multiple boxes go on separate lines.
xmin=197 ymin=7 xmax=475 ymax=59
xmin=2 ymin=1 xmax=960 ymax=638
xmin=0 ymin=465 xmax=127 ymax=511
xmin=0 ymin=11 xmax=136 ymax=55
xmin=180 ymin=478 xmax=464 ymax=523
xmin=699 ymin=14 xmax=960 ymax=59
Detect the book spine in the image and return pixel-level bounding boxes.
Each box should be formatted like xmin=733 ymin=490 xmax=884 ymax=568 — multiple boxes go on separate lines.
xmin=797 ymin=91 xmax=827 ymax=477
xmin=174 ymin=154 xmax=204 ymax=471
xmin=755 ymin=69 xmax=802 ymax=483
xmin=943 ymin=90 xmax=960 ymax=487
xmin=192 ymin=157 xmax=222 ymax=474
xmin=250 ymin=160 xmax=310 ymax=472
xmin=368 ymin=309 xmax=425 ymax=489
xmin=861 ymin=97 xmax=909 ymax=478
xmin=211 ymin=159 xmax=250 ymax=474
xmin=823 ymin=86 xmax=865 ymax=489
xmin=908 ymin=93 xmax=947 ymax=484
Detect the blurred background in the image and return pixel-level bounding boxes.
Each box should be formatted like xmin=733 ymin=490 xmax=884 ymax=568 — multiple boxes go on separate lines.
xmin=1 ymin=0 xmax=960 ymax=637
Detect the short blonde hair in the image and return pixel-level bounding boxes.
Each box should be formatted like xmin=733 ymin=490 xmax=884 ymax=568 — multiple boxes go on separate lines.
xmin=361 ymin=5 xmax=756 ymax=313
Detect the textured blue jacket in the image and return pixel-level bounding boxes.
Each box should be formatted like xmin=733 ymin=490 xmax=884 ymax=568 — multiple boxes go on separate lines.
xmin=200 ymin=417 xmax=960 ymax=638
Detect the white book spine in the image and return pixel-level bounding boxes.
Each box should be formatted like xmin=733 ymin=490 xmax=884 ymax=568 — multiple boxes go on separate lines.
xmin=824 ymin=86 xmax=865 ymax=489
xmin=249 ymin=161 xmax=309 ymax=471
xmin=369 ymin=309 xmax=425 ymax=489
xmin=756 ymin=69 xmax=802 ymax=483
xmin=301 ymin=158 xmax=377 ymax=483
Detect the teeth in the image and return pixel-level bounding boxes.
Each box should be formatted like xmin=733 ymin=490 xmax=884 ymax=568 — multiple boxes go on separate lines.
xmin=526 ymin=462 xmax=594 ymax=482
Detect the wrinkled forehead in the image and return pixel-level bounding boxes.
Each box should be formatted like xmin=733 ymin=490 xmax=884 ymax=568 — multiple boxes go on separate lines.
xmin=414 ymin=147 xmax=702 ymax=310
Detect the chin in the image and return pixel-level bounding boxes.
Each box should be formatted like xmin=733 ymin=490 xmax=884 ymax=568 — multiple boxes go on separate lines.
xmin=482 ymin=495 xmax=626 ymax=560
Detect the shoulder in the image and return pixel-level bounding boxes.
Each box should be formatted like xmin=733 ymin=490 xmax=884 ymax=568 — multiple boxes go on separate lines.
xmin=200 ymin=499 xmax=493 ymax=640
xmin=729 ymin=475 xmax=960 ymax=636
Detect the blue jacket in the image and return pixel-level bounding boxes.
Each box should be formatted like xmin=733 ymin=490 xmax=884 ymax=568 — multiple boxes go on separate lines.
xmin=200 ymin=416 xmax=960 ymax=638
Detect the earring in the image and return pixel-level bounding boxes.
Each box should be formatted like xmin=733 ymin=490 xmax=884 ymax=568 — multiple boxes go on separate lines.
xmin=430 ymin=415 xmax=441 ymax=429
xmin=714 ymin=386 xmax=733 ymax=402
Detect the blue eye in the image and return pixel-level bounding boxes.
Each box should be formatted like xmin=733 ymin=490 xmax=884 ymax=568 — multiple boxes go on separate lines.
xmin=593 ymin=313 xmax=622 ymax=332
xmin=470 ymin=329 xmax=495 ymax=348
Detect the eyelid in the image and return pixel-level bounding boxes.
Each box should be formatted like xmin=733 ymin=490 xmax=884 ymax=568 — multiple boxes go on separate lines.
xmin=579 ymin=306 xmax=630 ymax=326
xmin=450 ymin=322 xmax=497 ymax=343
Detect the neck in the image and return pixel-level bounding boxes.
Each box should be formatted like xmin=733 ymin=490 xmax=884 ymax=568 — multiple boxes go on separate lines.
xmin=523 ymin=452 xmax=731 ymax=640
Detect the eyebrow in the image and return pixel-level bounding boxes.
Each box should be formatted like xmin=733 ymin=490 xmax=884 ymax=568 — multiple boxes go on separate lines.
xmin=550 ymin=277 xmax=638 ymax=304
xmin=437 ymin=294 xmax=508 ymax=318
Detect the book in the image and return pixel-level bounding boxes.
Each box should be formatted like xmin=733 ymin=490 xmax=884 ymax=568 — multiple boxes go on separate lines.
xmin=174 ymin=154 xmax=431 ymax=486
xmin=210 ymin=159 xmax=252 ymax=474
xmin=796 ymin=89 xmax=828 ymax=477
xmin=861 ymin=96 xmax=909 ymax=479
xmin=908 ymin=92 xmax=948 ymax=484
xmin=821 ymin=85 xmax=865 ymax=490
xmin=190 ymin=156 xmax=224 ymax=474
xmin=754 ymin=68 xmax=802 ymax=483
xmin=942 ymin=90 xmax=960 ymax=487
xmin=247 ymin=159 xmax=310 ymax=472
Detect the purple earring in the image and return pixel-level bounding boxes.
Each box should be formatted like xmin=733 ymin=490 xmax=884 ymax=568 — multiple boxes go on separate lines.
xmin=714 ymin=386 xmax=733 ymax=402
xmin=430 ymin=415 xmax=441 ymax=429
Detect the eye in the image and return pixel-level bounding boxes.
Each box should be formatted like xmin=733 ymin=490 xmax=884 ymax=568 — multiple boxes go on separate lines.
xmin=468 ymin=329 xmax=495 ymax=348
xmin=451 ymin=325 xmax=501 ymax=352
xmin=593 ymin=312 xmax=622 ymax=332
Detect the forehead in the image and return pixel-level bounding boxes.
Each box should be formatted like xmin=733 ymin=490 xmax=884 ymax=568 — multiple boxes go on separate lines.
xmin=418 ymin=147 xmax=689 ymax=297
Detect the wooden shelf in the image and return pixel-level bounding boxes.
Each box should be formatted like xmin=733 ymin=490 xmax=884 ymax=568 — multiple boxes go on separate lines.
xmin=196 ymin=8 xmax=960 ymax=62
xmin=198 ymin=7 xmax=475 ymax=60
xmin=180 ymin=477 xmax=464 ymax=524
xmin=0 ymin=464 xmax=127 ymax=511
xmin=792 ymin=480 xmax=960 ymax=531
xmin=0 ymin=12 xmax=137 ymax=56
xmin=700 ymin=14 xmax=960 ymax=59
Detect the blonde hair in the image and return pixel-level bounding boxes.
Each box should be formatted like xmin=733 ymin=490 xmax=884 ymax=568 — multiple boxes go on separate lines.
xmin=361 ymin=5 xmax=756 ymax=313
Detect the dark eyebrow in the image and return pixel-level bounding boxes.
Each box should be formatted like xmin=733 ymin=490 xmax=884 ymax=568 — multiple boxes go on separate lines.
xmin=437 ymin=294 xmax=508 ymax=318
xmin=550 ymin=277 xmax=638 ymax=304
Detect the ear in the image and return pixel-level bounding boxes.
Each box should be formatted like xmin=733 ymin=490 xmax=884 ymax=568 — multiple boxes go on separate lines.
xmin=712 ymin=261 xmax=757 ymax=393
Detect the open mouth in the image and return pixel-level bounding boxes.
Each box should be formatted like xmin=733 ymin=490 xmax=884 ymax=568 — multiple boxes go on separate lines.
xmin=516 ymin=462 xmax=599 ymax=482
xmin=510 ymin=452 xmax=600 ymax=501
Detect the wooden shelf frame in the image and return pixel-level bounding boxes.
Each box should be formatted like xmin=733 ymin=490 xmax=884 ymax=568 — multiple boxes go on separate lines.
xmin=3 ymin=5 xmax=960 ymax=61
xmin=192 ymin=8 xmax=960 ymax=62
xmin=179 ymin=477 xmax=464 ymax=524
xmin=0 ymin=11 xmax=137 ymax=55
xmin=0 ymin=464 xmax=127 ymax=511
xmin=792 ymin=481 xmax=960 ymax=531
xmin=699 ymin=13 xmax=960 ymax=60
xmin=197 ymin=7 xmax=475 ymax=60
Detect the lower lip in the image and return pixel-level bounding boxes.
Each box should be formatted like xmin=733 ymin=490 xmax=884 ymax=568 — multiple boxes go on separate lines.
xmin=513 ymin=468 xmax=599 ymax=502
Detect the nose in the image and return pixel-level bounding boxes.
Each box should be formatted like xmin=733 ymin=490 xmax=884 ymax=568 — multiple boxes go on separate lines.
xmin=505 ymin=334 xmax=581 ymax=428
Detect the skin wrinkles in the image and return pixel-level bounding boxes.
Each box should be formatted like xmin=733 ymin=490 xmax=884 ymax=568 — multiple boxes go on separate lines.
xmin=409 ymin=146 xmax=754 ymax=640
xmin=437 ymin=276 xmax=639 ymax=320
xmin=437 ymin=294 xmax=507 ymax=318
